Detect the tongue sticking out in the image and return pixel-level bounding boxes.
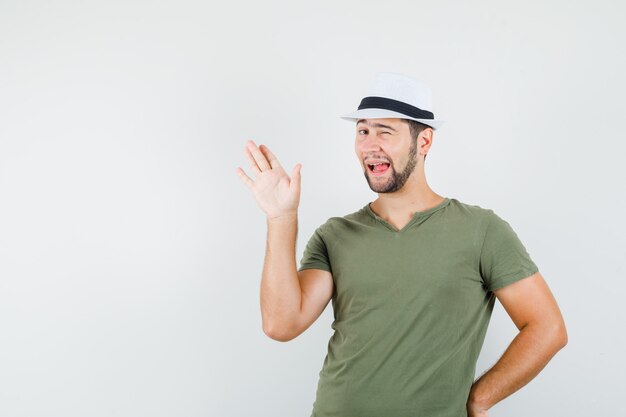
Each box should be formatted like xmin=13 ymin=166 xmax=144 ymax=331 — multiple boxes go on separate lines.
xmin=373 ymin=163 xmax=390 ymax=173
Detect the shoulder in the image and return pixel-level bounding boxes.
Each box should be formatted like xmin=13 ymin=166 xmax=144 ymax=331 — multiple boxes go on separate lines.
xmin=316 ymin=204 xmax=373 ymax=237
xmin=447 ymin=197 xmax=492 ymax=215
xmin=444 ymin=197 xmax=497 ymax=227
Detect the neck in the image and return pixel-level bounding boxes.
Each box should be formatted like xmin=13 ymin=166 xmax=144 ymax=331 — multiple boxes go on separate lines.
xmin=370 ymin=159 xmax=445 ymax=219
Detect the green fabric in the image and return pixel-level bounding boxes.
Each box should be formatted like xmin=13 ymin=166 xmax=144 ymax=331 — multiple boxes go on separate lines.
xmin=298 ymin=197 xmax=539 ymax=417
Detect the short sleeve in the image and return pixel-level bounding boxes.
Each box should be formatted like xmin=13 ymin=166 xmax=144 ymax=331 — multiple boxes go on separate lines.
xmin=479 ymin=211 xmax=539 ymax=292
xmin=298 ymin=225 xmax=332 ymax=273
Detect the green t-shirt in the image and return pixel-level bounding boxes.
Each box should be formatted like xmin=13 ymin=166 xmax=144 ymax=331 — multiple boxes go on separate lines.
xmin=298 ymin=197 xmax=539 ymax=417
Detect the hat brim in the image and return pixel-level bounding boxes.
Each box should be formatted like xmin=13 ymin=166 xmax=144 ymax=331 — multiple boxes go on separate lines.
xmin=340 ymin=108 xmax=444 ymax=130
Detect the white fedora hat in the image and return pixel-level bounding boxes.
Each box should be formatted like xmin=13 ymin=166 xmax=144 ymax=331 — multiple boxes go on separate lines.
xmin=341 ymin=72 xmax=444 ymax=130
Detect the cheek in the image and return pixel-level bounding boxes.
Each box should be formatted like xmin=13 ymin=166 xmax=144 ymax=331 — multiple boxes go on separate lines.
xmin=354 ymin=144 xmax=364 ymax=163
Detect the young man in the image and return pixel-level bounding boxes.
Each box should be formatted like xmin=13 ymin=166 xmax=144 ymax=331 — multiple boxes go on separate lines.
xmin=236 ymin=73 xmax=567 ymax=417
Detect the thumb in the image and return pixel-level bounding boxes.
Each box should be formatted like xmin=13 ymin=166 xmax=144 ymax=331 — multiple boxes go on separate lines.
xmin=290 ymin=163 xmax=302 ymax=192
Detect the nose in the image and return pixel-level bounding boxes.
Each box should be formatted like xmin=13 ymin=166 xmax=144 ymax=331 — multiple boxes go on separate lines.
xmin=357 ymin=132 xmax=383 ymax=152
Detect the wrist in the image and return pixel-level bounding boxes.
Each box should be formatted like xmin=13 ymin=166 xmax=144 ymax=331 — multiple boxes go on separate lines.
xmin=267 ymin=212 xmax=298 ymax=223
xmin=467 ymin=386 xmax=491 ymax=410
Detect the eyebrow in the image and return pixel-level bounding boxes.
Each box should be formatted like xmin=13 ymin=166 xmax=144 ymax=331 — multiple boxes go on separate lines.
xmin=356 ymin=119 xmax=398 ymax=132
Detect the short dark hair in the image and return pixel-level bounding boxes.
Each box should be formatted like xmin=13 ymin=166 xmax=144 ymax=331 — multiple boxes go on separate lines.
xmin=403 ymin=119 xmax=431 ymax=161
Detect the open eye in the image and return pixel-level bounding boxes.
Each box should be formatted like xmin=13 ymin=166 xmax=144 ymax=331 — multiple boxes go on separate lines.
xmin=358 ymin=129 xmax=368 ymax=135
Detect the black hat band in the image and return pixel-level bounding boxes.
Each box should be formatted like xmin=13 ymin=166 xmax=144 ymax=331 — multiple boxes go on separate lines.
xmin=357 ymin=96 xmax=434 ymax=120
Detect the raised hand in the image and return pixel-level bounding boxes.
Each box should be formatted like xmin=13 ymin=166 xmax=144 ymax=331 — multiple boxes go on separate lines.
xmin=235 ymin=140 xmax=302 ymax=220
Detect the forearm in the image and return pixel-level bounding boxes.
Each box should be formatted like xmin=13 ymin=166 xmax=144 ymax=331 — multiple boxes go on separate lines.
xmin=260 ymin=213 xmax=301 ymax=338
xmin=468 ymin=322 xmax=567 ymax=410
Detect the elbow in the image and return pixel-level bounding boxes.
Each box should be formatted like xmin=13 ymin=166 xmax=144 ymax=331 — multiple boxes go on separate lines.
xmin=266 ymin=332 xmax=297 ymax=343
xmin=554 ymin=313 xmax=568 ymax=349
xmin=262 ymin=321 xmax=298 ymax=342
xmin=547 ymin=320 xmax=568 ymax=351
xmin=526 ymin=319 xmax=568 ymax=351
xmin=556 ymin=323 xmax=568 ymax=349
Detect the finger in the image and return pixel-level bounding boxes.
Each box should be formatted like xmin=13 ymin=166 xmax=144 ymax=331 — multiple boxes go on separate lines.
xmin=290 ymin=163 xmax=302 ymax=194
xmin=244 ymin=146 xmax=262 ymax=175
xmin=246 ymin=140 xmax=271 ymax=171
xmin=235 ymin=167 xmax=255 ymax=189
xmin=259 ymin=144 xmax=282 ymax=170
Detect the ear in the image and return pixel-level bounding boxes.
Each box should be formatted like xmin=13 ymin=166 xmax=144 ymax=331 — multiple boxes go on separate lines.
xmin=419 ymin=128 xmax=434 ymax=155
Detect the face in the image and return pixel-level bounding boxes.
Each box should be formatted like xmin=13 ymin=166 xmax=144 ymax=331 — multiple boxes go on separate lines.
xmin=355 ymin=118 xmax=418 ymax=193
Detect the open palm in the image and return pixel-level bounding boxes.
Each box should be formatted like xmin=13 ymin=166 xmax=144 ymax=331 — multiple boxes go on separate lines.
xmin=236 ymin=140 xmax=302 ymax=220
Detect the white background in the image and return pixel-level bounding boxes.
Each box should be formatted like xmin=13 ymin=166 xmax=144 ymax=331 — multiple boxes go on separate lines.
xmin=1 ymin=0 xmax=624 ymax=416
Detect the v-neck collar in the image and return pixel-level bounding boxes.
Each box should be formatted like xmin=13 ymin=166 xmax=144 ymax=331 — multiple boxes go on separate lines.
xmin=364 ymin=197 xmax=451 ymax=233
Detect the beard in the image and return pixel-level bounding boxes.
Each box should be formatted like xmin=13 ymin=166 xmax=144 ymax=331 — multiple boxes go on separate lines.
xmin=364 ymin=138 xmax=418 ymax=193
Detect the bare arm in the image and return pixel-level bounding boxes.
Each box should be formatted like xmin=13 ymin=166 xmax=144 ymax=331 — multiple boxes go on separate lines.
xmin=466 ymin=271 xmax=568 ymax=417
xmin=236 ymin=140 xmax=333 ymax=341
xmin=260 ymin=213 xmax=334 ymax=341
xmin=260 ymin=213 xmax=302 ymax=339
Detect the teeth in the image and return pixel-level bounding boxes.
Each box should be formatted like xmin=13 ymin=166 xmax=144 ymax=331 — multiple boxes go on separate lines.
xmin=368 ymin=162 xmax=389 ymax=172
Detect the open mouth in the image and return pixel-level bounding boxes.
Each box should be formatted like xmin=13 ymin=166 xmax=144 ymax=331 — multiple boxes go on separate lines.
xmin=367 ymin=162 xmax=390 ymax=175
